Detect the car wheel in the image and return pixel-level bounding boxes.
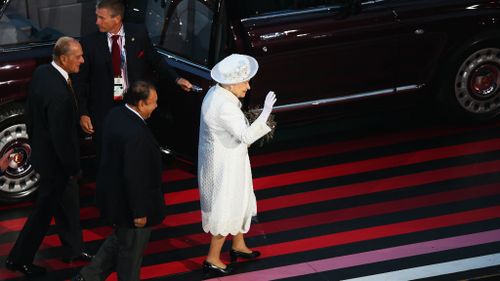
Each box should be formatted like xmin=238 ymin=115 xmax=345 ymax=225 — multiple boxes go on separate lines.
xmin=442 ymin=47 xmax=500 ymax=121
xmin=0 ymin=103 xmax=40 ymax=202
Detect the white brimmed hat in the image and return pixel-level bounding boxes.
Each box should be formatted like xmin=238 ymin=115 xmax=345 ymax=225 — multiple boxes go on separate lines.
xmin=210 ymin=54 xmax=259 ymax=85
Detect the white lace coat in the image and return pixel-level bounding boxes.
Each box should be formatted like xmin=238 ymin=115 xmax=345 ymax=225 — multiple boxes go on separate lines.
xmin=198 ymin=85 xmax=271 ymax=236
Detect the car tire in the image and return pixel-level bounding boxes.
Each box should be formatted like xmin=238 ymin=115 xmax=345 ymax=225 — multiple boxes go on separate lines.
xmin=439 ymin=46 xmax=500 ymax=121
xmin=0 ymin=103 xmax=39 ymax=202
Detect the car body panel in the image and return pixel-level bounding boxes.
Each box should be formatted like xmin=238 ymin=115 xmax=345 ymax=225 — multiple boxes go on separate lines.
xmin=237 ymin=2 xmax=398 ymax=117
xmin=389 ymin=0 xmax=500 ymax=87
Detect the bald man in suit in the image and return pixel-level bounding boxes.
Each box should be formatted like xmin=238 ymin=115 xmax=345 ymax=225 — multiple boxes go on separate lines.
xmin=73 ymin=81 xmax=166 ymax=281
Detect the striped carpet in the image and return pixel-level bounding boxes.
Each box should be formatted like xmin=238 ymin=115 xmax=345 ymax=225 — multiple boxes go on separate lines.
xmin=1 ymin=112 xmax=499 ymax=281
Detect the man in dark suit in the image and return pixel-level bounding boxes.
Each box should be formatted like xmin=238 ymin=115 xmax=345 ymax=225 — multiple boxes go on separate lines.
xmin=74 ymin=0 xmax=192 ymax=151
xmin=5 ymin=37 xmax=92 ymax=277
xmin=73 ymin=81 xmax=166 ymax=281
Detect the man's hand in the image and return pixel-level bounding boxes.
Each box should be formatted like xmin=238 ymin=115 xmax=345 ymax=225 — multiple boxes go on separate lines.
xmin=134 ymin=217 xmax=147 ymax=228
xmin=176 ymin=77 xmax=192 ymax=92
xmin=0 ymin=148 xmax=14 ymax=172
xmin=80 ymin=115 xmax=95 ymax=134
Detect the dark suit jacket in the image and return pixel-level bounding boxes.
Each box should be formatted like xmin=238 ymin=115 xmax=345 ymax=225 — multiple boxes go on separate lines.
xmin=96 ymin=106 xmax=166 ymax=228
xmin=26 ymin=64 xmax=80 ymax=179
xmin=73 ymin=23 xmax=179 ymax=133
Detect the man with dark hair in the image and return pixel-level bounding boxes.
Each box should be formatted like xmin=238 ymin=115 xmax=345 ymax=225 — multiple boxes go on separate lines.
xmin=74 ymin=0 xmax=192 ymax=152
xmin=72 ymin=80 xmax=166 ymax=281
xmin=5 ymin=37 xmax=92 ymax=277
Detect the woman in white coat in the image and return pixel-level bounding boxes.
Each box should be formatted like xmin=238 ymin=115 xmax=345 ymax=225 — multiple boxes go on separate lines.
xmin=198 ymin=54 xmax=276 ymax=276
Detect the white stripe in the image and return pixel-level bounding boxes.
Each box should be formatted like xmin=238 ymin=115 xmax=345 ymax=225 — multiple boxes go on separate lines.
xmin=342 ymin=253 xmax=500 ymax=281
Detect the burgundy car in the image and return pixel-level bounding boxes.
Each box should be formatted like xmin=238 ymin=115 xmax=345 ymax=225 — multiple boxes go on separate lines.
xmin=0 ymin=0 xmax=499 ymax=201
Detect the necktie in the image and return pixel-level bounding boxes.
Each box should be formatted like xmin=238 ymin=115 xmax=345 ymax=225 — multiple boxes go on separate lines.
xmin=67 ymin=77 xmax=73 ymax=92
xmin=67 ymin=78 xmax=78 ymax=109
xmin=111 ymin=35 xmax=121 ymax=77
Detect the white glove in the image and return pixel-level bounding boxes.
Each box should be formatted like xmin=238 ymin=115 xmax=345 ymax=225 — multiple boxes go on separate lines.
xmin=255 ymin=91 xmax=277 ymax=124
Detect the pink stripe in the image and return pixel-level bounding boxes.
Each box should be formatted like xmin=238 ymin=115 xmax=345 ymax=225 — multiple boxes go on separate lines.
xmin=208 ymin=229 xmax=500 ymax=281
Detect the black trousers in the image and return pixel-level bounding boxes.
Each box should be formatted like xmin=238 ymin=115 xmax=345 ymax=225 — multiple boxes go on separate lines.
xmin=80 ymin=227 xmax=151 ymax=281
xmin=8 ymin=177 xmax=84 ymax=264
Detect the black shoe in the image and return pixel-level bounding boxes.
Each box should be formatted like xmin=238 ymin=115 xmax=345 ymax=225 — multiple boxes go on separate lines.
xmin=229 ymin=249 xmax=261 ymax=262
xmin=202 ymin=260 xmax=232 ymax=276
xmin=71 ymin=274 xmax=86 ymax=281
xmin=62 ymin=252 xmax=94 ymax=263
xmin=5 ymin=259 xmax=47 ymax=277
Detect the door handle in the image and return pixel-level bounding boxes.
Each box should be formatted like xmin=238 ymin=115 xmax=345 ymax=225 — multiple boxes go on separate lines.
xmin=260 ymin=32 xmax=286 ymax=41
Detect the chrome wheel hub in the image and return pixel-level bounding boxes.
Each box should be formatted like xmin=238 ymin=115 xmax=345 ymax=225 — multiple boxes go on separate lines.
xmin=0 ymin=124 xmax=39 ymax=198
xmin=455 ymin=48 xmax=500 ymax=115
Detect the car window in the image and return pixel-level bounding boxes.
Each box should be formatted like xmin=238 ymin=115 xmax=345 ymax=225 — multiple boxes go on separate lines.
xmin=0 ymin=0 xmax=97 ymax=48
xmin=239 ymin=0 xmax=349 ymax=18
xmin=145 ymin=0 xmax=216 ymax=66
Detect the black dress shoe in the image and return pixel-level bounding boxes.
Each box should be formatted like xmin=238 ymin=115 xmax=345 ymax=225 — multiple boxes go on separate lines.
xmin=62 ymin=252 xmax=94 ymax=263
xmin=5 ymin=259 xmax=47 ymax=277
xmin=71 ymin=274 xmax=86 ymax=281
xmin=202 ymin=260 xmax=232 ymax=276
xmin=229 ymin=249 xmax=261 ymax=262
